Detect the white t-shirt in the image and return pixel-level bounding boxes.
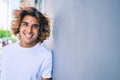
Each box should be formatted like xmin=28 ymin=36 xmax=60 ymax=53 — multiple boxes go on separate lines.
xmin=0 ymin=42 xmax=52 ymax=80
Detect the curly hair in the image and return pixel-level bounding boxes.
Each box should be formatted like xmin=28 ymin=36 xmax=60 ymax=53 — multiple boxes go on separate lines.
xmin=11 ymin=7 xmax=50 ymax=43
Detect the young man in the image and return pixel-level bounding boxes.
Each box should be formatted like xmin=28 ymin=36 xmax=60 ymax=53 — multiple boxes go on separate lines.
xmin=0 ymin=7 xmax=52 ymax=80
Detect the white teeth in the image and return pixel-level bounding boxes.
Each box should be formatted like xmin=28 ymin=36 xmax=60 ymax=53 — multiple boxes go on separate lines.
xmin=25 ymin=33 xmax=32 ymax=38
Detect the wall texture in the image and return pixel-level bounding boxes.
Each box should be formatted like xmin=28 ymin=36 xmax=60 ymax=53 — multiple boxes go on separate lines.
xmin=46 ymin=0 xmax=120 ymax=80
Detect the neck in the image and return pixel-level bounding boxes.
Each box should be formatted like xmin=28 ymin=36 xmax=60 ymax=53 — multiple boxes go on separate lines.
xmin=19 ymin=41 xmax=38 ymax=48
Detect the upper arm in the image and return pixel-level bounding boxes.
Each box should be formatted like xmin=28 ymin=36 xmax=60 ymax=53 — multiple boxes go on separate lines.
xmin=41 ymin=78 xmax=52 ymax=80
xmin=41 ymin=51 xmax=52 ymax=79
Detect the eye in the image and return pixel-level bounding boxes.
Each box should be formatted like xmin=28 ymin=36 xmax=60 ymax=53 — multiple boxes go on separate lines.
xmin=32 ymin=24 xmax=40 ymax=29
xmin=21 ymin=22 xmax=28 ymax=27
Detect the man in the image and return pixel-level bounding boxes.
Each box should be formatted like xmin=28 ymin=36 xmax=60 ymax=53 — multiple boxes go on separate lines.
xmin=0 ymin=7 xmax=52 ymax=80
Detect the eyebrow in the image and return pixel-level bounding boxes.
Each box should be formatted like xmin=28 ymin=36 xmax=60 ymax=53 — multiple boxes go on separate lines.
xmin=21 ymin=21 xmax=28 ymax=24
xmin=21 ymin=21 xmax=39 ymax=26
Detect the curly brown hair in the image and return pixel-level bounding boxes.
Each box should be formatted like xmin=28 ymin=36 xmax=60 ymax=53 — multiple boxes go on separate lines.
xmin=11 ymin=7 xmax=50 ymax=43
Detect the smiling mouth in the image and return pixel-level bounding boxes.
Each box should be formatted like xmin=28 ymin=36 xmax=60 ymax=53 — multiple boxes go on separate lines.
xmin=24 ymin=33 xmax=33 ymax=38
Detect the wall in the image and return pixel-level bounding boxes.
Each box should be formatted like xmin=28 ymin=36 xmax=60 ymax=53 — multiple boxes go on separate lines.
xmin=46 ymin=0 xmax=120 ymax=80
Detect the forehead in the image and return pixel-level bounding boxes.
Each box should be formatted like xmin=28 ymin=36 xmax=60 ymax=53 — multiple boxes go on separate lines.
xmin=22 ymin=15 xmax=39 ymax=24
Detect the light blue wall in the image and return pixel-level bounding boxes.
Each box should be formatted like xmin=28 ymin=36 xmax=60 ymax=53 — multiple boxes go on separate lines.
xmin=46 ymin=0 xmax=120 ymax=80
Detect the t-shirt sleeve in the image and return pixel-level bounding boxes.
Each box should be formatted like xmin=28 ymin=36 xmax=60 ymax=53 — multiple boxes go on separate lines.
xmin=40 ymin=51 xmax=52 ymax=78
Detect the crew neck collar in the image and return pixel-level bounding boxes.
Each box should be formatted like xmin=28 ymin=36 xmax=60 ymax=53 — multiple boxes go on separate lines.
xmin=16 ymin=41 xmax=41 ymax=51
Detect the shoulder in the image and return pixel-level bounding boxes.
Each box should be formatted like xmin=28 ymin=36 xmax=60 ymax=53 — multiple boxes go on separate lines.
xmin=37 ymin=43 xmax=52 ymax=57
xmin=2 ymin=42 xmax=17 ymax=52
xmin=1 ymin=43 xmax=18 ymax=59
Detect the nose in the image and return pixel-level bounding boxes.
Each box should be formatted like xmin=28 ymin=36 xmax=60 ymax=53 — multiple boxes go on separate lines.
xmin=27 ymin=26 xmax=32 ymax=33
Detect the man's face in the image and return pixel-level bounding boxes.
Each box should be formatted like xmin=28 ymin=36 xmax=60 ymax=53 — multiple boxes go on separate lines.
xmin=19 ymin=15 xmax=40 ymax=47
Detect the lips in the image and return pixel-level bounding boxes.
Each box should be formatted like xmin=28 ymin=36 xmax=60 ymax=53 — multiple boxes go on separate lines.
xmin=24 ymin=32 xmax=33 ymax=39
xmin=25 ymin=33 xmax=33 ymax=38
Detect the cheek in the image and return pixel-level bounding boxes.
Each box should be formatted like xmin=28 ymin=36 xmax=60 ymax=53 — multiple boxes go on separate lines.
xmin=34 ymin=29 xmax=39 ymax=33
xmin=19 ymin=26 xmax=24 ymax=32
xmin=33 ymin=29 xmax=39 ymax=36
